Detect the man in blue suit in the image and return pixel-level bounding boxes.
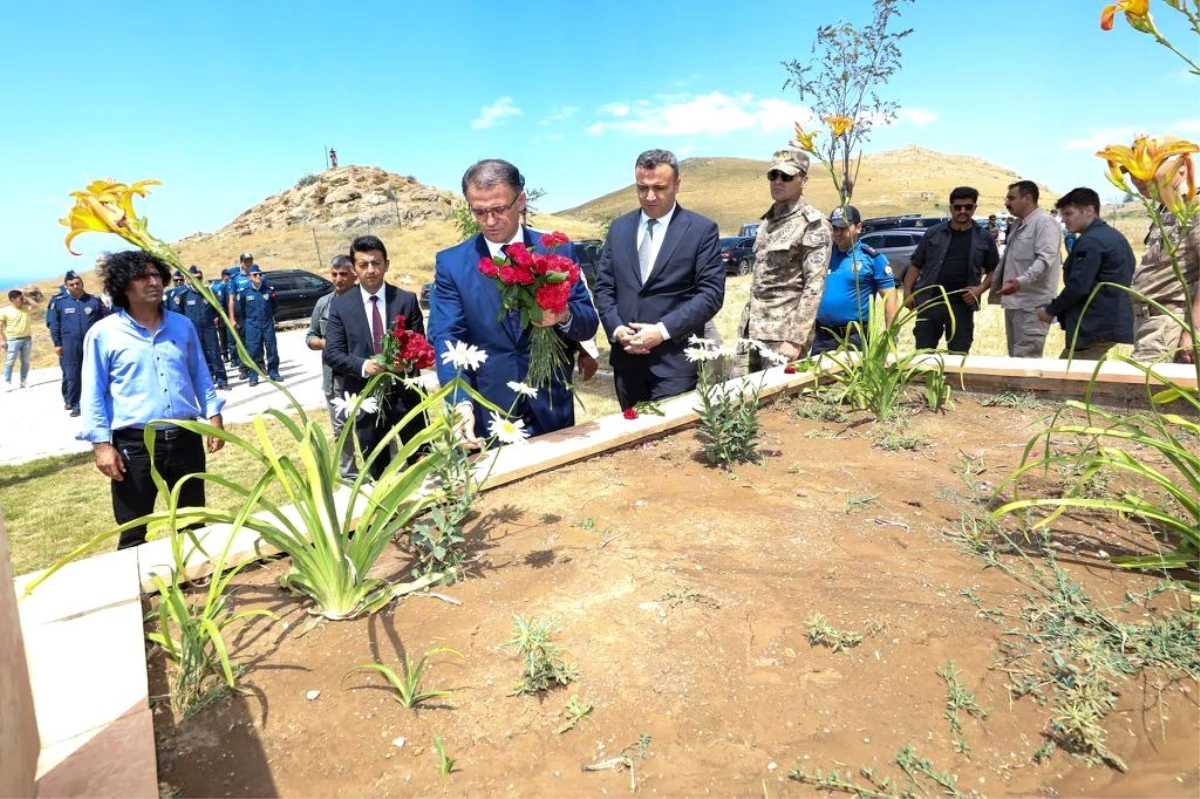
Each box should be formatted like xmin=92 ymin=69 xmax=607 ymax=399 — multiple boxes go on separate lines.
xmin=593 ymin=149 xmax=725 ymax=410
xmin=429 ymin=159 xmax=599 ymax=446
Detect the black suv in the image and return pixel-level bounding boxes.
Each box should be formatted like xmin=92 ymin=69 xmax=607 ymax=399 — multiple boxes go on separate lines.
xmin=262 ymin=269 xmax=334 ymax=322
xmin=860 ymin=215 xmax=947 ymax=235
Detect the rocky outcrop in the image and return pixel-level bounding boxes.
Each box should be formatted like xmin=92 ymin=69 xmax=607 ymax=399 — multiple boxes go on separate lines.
xmin=216 ymin=166 xmax=457 ymax=239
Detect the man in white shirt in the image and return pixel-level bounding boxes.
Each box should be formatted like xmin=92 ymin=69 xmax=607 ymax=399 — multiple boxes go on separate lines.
xmin=988 ymin=180 xmax=1062 ymax=357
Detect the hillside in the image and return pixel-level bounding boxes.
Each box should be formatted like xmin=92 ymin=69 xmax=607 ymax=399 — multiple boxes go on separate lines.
xmin=561 ymin=146 xmax=1058 ymax=233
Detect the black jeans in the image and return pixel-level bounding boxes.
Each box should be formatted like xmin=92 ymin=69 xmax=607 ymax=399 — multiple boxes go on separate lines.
xmin=110 ymin=428 xmax=206 ymax=548
xmin=914 ymin=294 xmax=975 ymax=354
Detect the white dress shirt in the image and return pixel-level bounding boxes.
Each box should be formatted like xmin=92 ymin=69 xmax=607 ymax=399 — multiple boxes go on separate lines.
xmin=635 ymin=203 xmax=678 ymax=340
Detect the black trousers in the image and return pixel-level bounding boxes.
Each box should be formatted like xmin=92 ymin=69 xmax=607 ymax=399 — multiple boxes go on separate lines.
xmin=355 ymin=391 xmax=429 ymax=481
xmin=914 ymin=295 xmax=976 ymax=354
xmin=810 ymin=323 xmax=864 ymax=356
xmin=614 ymin=364 xmax=697 ymax=411
xmin=110 ymin=428 xmax=206 ymax=548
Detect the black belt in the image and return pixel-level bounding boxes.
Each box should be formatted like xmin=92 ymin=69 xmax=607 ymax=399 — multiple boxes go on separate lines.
xmin=113 ymin=426 xmax=192 ymax=442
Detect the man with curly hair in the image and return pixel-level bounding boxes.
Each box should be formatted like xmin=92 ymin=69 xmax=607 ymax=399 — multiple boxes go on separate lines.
xmin=78 ymin=250 xmax=226 ymax=548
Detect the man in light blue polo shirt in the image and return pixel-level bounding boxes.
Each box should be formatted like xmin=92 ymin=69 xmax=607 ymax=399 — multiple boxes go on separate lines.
xmin=812 ymin=205 xmax=899 ymax=355
xmin=79 ymin=250 xmax=226 ymax=549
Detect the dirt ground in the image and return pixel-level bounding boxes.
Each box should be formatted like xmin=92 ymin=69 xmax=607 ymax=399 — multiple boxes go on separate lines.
xmin=152 ymin=393 xmax=1199 ymax=799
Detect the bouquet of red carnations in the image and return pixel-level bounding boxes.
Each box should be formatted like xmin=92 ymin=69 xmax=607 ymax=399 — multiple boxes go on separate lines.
xmin=477 ymin=232 xmax=581 ymax=390
xmin=366 ymin=314 xmax=435 ymax=422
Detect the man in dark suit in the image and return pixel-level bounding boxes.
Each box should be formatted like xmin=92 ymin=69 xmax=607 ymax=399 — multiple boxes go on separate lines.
xmin=428 ymin=159 xmax=599 ymax=447
xmin=593 ymin=148 xmax=725 ymax=410
xmin=323 ymin=235 xmax=426 ymax=480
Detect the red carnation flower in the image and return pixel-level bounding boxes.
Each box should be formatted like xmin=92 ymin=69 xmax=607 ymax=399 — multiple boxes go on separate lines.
xmin=506 ymin=243 xmax=534 ymax=267
xmin=623 ymin=407 xmax=638 ymax=420
xmin=784 ymin=364 xmax=797 ymax=374
xmin=540 ymin=231 xmax=570 ymax=249
xmin=535 ymin=281 xmax=571 ymax=314
xmin=478 ymin=257 xmax=500 ymax=278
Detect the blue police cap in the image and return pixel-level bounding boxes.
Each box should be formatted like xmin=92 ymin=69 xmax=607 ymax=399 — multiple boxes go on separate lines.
xmin=188 ymin=265 xmax=202 ymax=276
xmin=64 ymin=270 xmax=80 ymax=281
xmin=249 ymin=264 xmax=263 ymax=274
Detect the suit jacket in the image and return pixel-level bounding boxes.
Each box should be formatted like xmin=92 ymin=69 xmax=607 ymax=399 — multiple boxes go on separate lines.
xmin=323 ymin=283 xmax=424 ymax=412
xmin=428 ymin=228 xmax=600 ymax=439
xmin=593 ymin=205 xmax=725 ymax=379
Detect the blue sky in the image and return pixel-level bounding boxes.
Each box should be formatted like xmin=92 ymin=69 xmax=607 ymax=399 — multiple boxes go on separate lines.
xmin=1 ymin=0 xmax=1195 ymax=286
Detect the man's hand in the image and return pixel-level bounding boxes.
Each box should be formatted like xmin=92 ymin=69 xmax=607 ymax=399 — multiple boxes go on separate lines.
xmin=903 ymin=292 xmax=916 ymax=310
xmin=577 ymin=351 xmax=599 ymax=381
xmin=776 ymin=341 xmax=801 ymax=361
xmin=614 ymin=325 xmax=649 ymax=356
xmin=628 ymin=322 xmax=665 ymax=351
xmin=207 ymin=415 xmax=225 ymax=454
xmin=962 ymin=285 xmax=984 ymax=307
xmin=999 ymin=278 xmax=1021 ymax=296
xmin=364 ymin=359 xmax=387 ymax=376
xmin=93 ymin=443 xmax=125 ymax=481
xmin=1037 ymin=309 xmax=1054 ymax=324
xmin=1179 ymin=330 xmax=1195 ymax=364
xmin=452 ymin=401 xmax=482 ymax=450
xmin=307 ymin=336 xmax=324 ymax=351
xmin=54 ymin=346 xmax=63 ymax=356
xmin=532 ymin=308 xmax=569 ymax=328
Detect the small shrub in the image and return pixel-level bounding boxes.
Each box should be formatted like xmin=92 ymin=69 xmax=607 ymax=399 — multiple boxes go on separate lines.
xmin=295 ymin=173 xmax=319 ymax=188
xmin=432 ymin=733 xmax=456 ymax=776
xmin=342 ymin=647 xmax=461 ymax=708
xmin=871 ymin=425 xmax=928 ymax=451
xmin=453 ymin=203 xmax=480 ymax=239
xmin=504 ymin=614 xmax=579 ymax=695
xmin=806 ymin=612 xmax=863 ymax=652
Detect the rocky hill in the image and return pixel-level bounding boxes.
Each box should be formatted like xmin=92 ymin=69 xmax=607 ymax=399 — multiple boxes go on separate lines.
xmin=562 ymin=146 xmax=1058 ymax=233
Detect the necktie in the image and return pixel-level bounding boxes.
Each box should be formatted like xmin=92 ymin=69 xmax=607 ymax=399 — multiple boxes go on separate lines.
xmin=369 ymin=295 xmax=383 ymax=354
xmin=638 ymin=218 xmax=658 ymax=282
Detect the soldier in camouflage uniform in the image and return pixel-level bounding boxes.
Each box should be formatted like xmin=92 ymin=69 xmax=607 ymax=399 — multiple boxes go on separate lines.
xmin=739 ymin=149 xmax=832 ymax=370
xmin=1128 ymin=164 xmax=1200 ymax=364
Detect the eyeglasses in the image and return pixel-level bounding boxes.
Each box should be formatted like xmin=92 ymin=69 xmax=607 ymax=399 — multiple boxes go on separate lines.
xmin=767 ymin=170 xmax=797 ymax=183
xmin=469 ymin=193 xmax=521 ymax=221
xmin=951 ymin=203 xmax=977 ymax=212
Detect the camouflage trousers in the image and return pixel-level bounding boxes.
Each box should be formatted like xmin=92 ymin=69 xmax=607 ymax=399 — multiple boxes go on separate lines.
xmin=1131 ymin=304 xmax=1188 ymax=363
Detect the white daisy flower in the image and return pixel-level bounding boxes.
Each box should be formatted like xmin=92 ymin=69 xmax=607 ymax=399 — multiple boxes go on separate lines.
xmin=506 ymin=380 xmax=538 ymax=398
xmin=687 ymin=333 xmax=714 ymax=347
xmin=330 ymin=391 xmax=379 ymax=420
xmin=487 ymin=411 xmax=529 ymax=445
xmin=401 ymin=376 xmax=427 ymax=391
xmin=684 ymin=346 xmax=718 ymax=362
xmin=441 ymin=341 xmax=488 ymax=372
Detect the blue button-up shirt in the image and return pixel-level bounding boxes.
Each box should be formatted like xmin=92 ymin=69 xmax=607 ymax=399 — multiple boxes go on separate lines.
xmin=78 ymin=308 xmax=225 ymax=444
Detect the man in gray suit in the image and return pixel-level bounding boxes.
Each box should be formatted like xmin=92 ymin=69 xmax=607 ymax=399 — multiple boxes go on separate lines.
xmin=306 ymin=255 xmax=358 ymax=479
xmin=592 ymin=149 xmax=726 ymax=410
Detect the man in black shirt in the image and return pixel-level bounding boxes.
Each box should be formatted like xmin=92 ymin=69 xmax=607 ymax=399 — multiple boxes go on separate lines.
xmin=902 ymin=186 xmax=1000 ymax=353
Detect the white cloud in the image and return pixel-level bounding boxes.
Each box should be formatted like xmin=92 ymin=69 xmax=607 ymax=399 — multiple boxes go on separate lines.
xmin=471 ymin=97 xmax=522 ymax=130
xmin=586 ymin=92 xmax=812 ymax=137
xmin=538 ymin=106 xmax=579 ymax=126
xmin=897 ymin=107 xmax=938 ymax=126
xmin=1063 ymin=118 xmax=1200 ymax=151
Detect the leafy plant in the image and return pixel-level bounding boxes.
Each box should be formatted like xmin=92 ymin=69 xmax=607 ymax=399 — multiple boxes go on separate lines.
xmin=146 ymin=481 xmax=273 ymax=715
xmin=937 ymin=660 xmax=989 ymax=756
xmin=504 ymin=614 xmax=579 ymax=695
xmin=453 ymin=202 xmax=480 ymax=239
xmin=342 ymin=647 xmax=461 ymax=708
xmin=408 ymin=420 xmax=478 ymax=582
xmin=806 ymin=612 xmax=863 ymax=652
xmin=691 ymin=341 xmax=768 ymax=468
xmin=432 ymin=733 xmax=456 ymax=776
xmin=555 ymin=696 xmax=595 ymax=734
xmin=981 ymin=390 xmax=1043 ymax=411
xmin=820 ymin=293 xmax=956 ymax=421
xmin=870 ymin=424 xmax=927 ymax=451
xmin=790 ymin=744 xmax=968 ymax=799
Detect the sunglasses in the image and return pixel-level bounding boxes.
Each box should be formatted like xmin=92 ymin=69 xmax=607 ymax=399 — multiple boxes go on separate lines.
xmin=951 ymin=203 xmax=977 ymax=212
xmin=767 ymin=170 xmax=797 ymax=182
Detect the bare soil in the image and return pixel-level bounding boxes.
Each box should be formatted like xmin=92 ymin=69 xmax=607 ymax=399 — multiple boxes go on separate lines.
xmin=152 ymin=394 xmax=1199 ymax=799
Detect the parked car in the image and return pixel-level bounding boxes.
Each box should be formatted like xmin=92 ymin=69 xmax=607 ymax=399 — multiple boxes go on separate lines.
xmin=419 ymin=281 xmax=433 ymax=310
xmin=857 ymin=227 xmax=930 ymax=284
xmin=719 ymin=236 xmax=756 ymax=276
xmin=738 ymin=222 xmax=761 ymax=238
xmin=262 ymin=269 xmax=334 ymax=322
xmin=860 ymin=215 xmax=947 ymax=235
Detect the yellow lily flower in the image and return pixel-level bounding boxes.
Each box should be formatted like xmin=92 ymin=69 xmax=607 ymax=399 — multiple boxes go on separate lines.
xmin=1100 ymin=0 xmax=1155 ymax=34
xmin=1097 ymin=135 xmax=1199 ymax=207
xmin=823 ymin=115 xmax=855 ymax=138
xmin=60 ymin=179 xmax=160 ymax=254
xmin=792 ymin=122 xmax=820 ymax=154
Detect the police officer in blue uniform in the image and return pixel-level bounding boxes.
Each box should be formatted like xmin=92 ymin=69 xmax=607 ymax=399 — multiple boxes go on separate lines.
xmin=210 ymin=269 xmax=231 ymax=363
xmin=172 ymin=266 xmax=229 ymax=390
xmin=48 ymin=270 xmax=106 ymax=416
xmin=165 ymin=269 xmax=187 ymax=307
xmin=238 ymin=264 xmax=280 ymax=386
xmin=811 ymin=205 xmax=899 ymax=355
xmin=229 ymin=253 xmax=257 ymax=379
xmin=45 ymin=282 xmax=69 ymax=409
